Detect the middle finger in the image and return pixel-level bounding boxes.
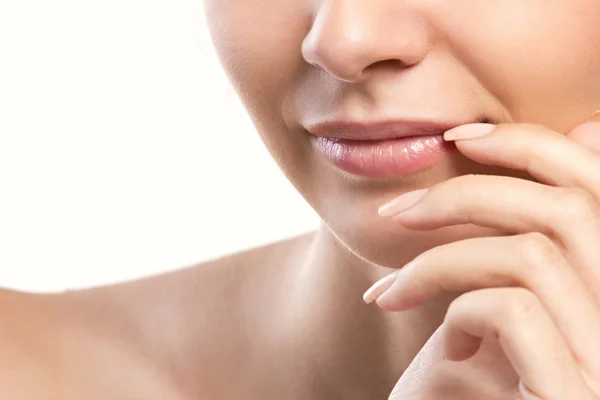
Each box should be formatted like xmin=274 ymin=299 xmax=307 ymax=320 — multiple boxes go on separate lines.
xmin=379 ymin=174 xmax=600 ymax=295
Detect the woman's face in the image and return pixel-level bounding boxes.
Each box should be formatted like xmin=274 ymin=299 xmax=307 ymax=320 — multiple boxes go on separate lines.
xmin=203 ymin=0 xmax=600 ymax=267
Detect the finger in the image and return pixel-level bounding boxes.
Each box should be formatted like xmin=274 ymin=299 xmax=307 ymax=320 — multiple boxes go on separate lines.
xmin=568 ymin=109 xmax=600 ymax=145
xmin=443 ymin=287 xmax=595 ymax=400
xmin=443 ymin=122 xmax=600 ymax=197
xmin=371 ymin=233 xmax=600 ymax=374
xmin=387 ymin=174 xmax=600 ymax=238
xmin=387 ymin=173 xmax=600 ymax=243
xmin=567 ymin=121 xmax=600 ymax=150
xmin=383 ymin=174 xmax=600 ymax=299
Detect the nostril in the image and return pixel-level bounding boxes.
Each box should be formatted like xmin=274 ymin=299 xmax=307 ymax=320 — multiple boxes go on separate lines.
xmin=373 ymin=59 xmax=407 ymax=68
xmin=364 ymin=58 xmax=412 ymax=75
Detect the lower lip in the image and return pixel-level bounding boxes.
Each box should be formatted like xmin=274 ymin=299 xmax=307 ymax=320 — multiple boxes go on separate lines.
xmin=312 ymin=135 xmax=455 ymax=178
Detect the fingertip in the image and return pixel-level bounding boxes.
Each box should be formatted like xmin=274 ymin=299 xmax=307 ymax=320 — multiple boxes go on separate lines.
xmin=363 ymin=272 xmax=397 ymax=304
xmin=586 ymin=110 xmax=600 ymax=122
xmin=566 ymin=121 xmax=600 ymax=151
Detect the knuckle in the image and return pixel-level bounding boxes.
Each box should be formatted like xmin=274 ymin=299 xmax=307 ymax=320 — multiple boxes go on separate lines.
xmin=445 ymin=291 xmax=477 ymax=322
xmin=516 ymin=232 xmax=562 ymax=269
xmin=556 ymin=187 xmax=600 ymax=222
xmin=445 ymin=296 xmax=462 ymax=321
xmin=500 ymin=288 xmax=542 ymax=324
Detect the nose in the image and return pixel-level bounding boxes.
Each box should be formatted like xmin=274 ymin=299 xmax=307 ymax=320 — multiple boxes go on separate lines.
xmin=302 ymin=1 xmax=431 ymax=82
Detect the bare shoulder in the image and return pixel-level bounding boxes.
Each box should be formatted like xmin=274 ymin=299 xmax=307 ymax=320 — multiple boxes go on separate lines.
xmin=201 ymin=230 xmax=316 ymax=277
xmin=0 ymin=288 xmax=58 ymax=353
xmin=0 ymin=231 xmax=318 ymax=399
xmin=0 ymin=288 xmax=176 ymax=398
xmin=195 ymin=230 xmax=317 ymax=273
xmin=0 ymin=288 xmax=85 ymax=397
xmin=152 ymin=230 xmax=318 ymax=396
xmin=156 ymin=230 xmax=318 ymax=329
xmin=0 ymin=289 xmax=37 ymax=397
xmin=113 ymin=230 xmax=318 ymax=299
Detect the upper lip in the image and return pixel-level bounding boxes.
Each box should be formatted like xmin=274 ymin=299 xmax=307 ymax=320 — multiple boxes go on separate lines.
xmin=306 ymin=119 xmax=474 ymax=141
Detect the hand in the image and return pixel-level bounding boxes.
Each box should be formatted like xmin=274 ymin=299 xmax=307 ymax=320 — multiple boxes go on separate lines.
xmin=365 ymin=114 xmax=600 ymax=400
xmin=387 ymin=324 xmax=521 ymax=399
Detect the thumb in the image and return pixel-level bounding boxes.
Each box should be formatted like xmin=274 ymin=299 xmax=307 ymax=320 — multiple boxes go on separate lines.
xmin=565 ymin=110 xmax=600 ymax=150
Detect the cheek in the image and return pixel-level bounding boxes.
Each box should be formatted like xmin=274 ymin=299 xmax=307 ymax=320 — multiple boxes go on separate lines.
xmin=203 ymin=0 xmax=319 ymax=197
xmin=204 ymin=1 xmax=310 ymax=115
xmin=442 ymin=0 xmax=600 ymax=126
xmin=203 ymin=0 xmax=315 ymax=170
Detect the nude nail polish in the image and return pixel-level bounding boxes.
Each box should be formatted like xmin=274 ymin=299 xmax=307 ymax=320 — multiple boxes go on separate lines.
xmin=363 ymin=272 xmax=397 ymax=304
xmin=443 ymin=123 xmax=496 ymax=141
xmin=588 ymin=110 xmax=600 ymax=122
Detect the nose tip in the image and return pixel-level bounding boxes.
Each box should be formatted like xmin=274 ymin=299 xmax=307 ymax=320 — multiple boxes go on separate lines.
xmin=301 ymin=5 xmax=430 ymax=83
xmin=302 ymin=34 xmax=377 ymax=82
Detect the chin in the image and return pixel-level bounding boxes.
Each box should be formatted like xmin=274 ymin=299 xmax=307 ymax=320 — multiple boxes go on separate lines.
xmin=308 ymin=156 xmax=526 ymax=268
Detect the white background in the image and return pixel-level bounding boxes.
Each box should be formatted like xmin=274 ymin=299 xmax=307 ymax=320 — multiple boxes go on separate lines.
xmin=0 ymin=0 xmax=319 ymax=292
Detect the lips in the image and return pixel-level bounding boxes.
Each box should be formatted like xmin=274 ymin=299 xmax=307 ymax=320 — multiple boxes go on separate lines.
xmin=307 ymin=119 xmax=470 ymax=141
xmin=306 ymin=119 xmax=474 ymax=178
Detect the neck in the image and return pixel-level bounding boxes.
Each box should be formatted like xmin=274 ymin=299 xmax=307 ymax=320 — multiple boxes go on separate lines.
xmin=279 ymin=223 xmax=457 ymax=398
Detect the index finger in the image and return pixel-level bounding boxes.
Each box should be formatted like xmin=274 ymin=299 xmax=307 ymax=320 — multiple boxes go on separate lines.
xmin=444 ymin=122 xmax=600 ymax=197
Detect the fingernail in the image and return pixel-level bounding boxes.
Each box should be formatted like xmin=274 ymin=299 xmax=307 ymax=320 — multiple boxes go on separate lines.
xmin=363 ymin=272 xmax=397 ymax=304
xmin=378 ymin=189 xmax=429 ymax=217
xmin=587 ymin=110 xmax=600 ymax=122
xmin=443 ymin=123 xmax=497 ymax=141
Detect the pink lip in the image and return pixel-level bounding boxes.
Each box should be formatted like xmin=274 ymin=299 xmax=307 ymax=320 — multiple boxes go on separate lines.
xmin=306 ymin=119 xmax=473 ymax=178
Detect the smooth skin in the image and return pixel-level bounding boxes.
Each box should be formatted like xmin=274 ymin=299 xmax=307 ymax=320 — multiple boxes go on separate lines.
xmin=3 ymin=0 xmax=600 ymax=399
xmin=372 ymin=118 xmax=600 ymax=399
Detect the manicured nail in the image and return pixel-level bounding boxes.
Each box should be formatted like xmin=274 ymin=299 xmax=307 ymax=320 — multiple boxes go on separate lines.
xmin=587 ymin=110 xmax=600 ymax=122
xmin=378 ymin=189 xmax=429 ymax=217
xmin=363 ymin=272 xmax=397 ymax=304
xmin=443 ymin=123 xmax=497 ymax=141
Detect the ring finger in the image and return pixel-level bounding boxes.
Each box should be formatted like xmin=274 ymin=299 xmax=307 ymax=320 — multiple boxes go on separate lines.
xmin=444 ymin=287 xmax=594 ymax=400
xmin=370 ymin=232 xmax=600 ymax=376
